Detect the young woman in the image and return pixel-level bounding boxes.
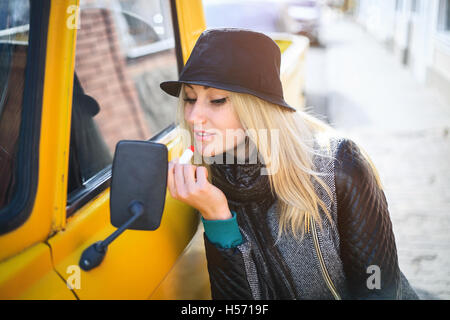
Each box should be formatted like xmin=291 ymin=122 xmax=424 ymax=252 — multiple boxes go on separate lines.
xmin=160 ymin=28 xmax=418 ymax=300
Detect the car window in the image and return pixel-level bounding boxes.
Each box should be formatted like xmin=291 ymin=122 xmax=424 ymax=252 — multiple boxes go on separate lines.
xmin=67 ymin=0 xmax=179 ymax=203
xmin=0 ymin=0 xmax=30 ymax=209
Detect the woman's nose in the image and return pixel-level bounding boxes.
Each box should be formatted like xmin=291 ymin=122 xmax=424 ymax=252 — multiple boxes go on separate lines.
xmin=185 ymin=101 xmax=207 ymax=125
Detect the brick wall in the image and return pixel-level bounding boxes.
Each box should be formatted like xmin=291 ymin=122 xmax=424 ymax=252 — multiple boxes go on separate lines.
xmin=75 ymin=8 xmax=151 ymax=152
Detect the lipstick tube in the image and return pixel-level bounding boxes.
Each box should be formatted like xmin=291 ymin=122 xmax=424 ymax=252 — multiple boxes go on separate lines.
xmin=178 ymin=145 xmax=195 ymax=164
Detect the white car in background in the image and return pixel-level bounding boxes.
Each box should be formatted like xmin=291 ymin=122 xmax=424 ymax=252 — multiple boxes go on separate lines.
xmin=203 ymin=0 xmax=322 ymax=45
xmin=282 ymin=0 xmax=322 ymax=45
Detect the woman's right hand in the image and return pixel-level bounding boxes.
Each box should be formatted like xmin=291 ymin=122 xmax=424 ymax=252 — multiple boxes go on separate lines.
xmin=167 ymin=158 xmax=232 ymax=220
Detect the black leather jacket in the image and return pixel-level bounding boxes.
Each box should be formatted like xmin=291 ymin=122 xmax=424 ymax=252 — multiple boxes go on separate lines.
xmin=203 ymin=137 xmax=419 ymax=300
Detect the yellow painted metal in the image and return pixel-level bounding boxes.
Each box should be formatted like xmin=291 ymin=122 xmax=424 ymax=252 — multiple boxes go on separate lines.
xmin=274 ymin=33 xmax=310 ymax=111
xmin=47 ymin=141 xmax=199 ymax=299
xmin=275 ymin=39 xmax=292 ymax=53
xmin=175 ymin=0 xmax=207 ymax=63
xmin=0 ymin=243 xmax=75 ymax=299
xmin=41 ymin=0 xmax=78 ymax=233
xmin=0 ymin=0 xmax=78 ymax=261
xmin=150 ymin=223 xmax=211 ymax=300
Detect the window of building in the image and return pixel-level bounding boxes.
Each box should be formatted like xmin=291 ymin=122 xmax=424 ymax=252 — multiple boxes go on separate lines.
xmin=438 ymin=0 xmax=450 ymax=31
xmin=444 ymin=0 xmax=450 ymax=31
xmin=411 ymin=0 xmax=420 ymax=13
xmin=396 ymin=0 xmax=404 ymax=12
xmin=116 ymin=0 xmax=175 ymax=59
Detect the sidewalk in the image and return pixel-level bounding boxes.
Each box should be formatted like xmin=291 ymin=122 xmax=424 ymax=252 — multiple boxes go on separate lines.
xmin=305 ymin=10 xmax=450 ymax=299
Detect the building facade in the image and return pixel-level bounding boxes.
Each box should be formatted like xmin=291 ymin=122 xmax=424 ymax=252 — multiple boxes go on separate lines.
xmin=353 ymin=0 xmax=450 ymax=102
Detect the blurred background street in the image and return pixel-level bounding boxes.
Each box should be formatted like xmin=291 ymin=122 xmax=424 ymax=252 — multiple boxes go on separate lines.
xmin=305 ymin=8 xmax=450 ymax=300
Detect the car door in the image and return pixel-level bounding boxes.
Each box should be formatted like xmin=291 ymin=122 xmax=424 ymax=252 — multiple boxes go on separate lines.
xmin=0 ymin=0 xmax=79 ymax=299
xmin=45 ymin=0 xmax=210 ymax=299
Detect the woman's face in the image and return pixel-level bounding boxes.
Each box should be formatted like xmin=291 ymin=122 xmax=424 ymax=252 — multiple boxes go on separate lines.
xmin=183 ymin=84 xmax=245 ymax=157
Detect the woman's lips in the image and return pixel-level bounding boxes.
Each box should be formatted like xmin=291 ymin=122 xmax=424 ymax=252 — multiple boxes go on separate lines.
xmin=194 ymin=131 xmax=215 ymax=142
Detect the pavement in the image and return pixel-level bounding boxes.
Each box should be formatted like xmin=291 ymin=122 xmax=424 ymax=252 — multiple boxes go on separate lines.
xmin=304 ymin=9 xmax=450 ymax=300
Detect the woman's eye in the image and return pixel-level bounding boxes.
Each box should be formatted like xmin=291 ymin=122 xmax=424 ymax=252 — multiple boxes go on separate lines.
xmin=183 ymin=98 xmax=196 ymax=104
xmin=211 ymin=98 xmax=227 ymax=105
xmin=183 ymin=97 xmax=227 ymax=105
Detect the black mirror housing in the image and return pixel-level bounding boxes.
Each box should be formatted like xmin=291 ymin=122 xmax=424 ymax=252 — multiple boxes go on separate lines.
xmin=110 ymin=140 xmax=168 ymax=231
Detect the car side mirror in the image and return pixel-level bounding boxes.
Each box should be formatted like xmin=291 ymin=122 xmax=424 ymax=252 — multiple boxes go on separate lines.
xmin=79 ymin=140 xmax=168 ymax=271
xmin=110 ymin=140 xmax=168 ymax=230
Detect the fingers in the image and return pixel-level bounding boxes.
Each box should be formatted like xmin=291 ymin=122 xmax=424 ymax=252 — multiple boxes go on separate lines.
xmin=174 ymin=162 xmax=186 ymax=197
xmin=184 ymin=164 xmax=197 ymax=193
xmin=171 ymin=159 xmax=198 ymax=199
xmin=167 ymin=158 xmax=177 ymax=198
xmin=196 ymin=166 xmax=208 ymax=187
xmin=168 ymin=159 xmax=209 ymax=203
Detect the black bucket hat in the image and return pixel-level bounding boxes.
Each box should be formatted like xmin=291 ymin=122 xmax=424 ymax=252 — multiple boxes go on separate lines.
xmin=160 ymin=28 xmax=296 ymax=112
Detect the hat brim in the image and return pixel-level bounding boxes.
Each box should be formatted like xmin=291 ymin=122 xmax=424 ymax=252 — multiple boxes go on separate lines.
xmin=160 ymin=79 xmax=296 ymax=112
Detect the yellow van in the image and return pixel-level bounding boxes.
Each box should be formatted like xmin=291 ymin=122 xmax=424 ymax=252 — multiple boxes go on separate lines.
xmin=0 ymin=0 xmax=308 ymax=299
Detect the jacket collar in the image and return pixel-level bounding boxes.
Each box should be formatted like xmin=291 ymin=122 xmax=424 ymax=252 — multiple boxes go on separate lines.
xmin=207 ymin=137 xmax=276 ymax=205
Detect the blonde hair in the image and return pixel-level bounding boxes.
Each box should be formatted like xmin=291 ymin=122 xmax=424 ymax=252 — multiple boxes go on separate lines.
xmin=176 ymin=84 xmax=340 ymax=240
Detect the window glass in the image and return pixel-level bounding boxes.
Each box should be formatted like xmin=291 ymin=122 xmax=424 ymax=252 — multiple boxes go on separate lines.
xmin=438 ymin=0 xmax=450 ymax=31
xmin=0 ymin=0 xmax=30 ymax=209
xmin=411 ymin=0 xmax=419 ymax=13
xmin=68 ymin=0 xmax=178 ymax=195
xmin=446 ymin=0 xmax=450 ymax=30
xmin=396 ymin=0 xmax=403 ymax=12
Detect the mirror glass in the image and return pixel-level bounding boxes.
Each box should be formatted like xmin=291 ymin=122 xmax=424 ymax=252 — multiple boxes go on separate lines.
xmin=110 ymin=140 xmax=168 ymax=231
